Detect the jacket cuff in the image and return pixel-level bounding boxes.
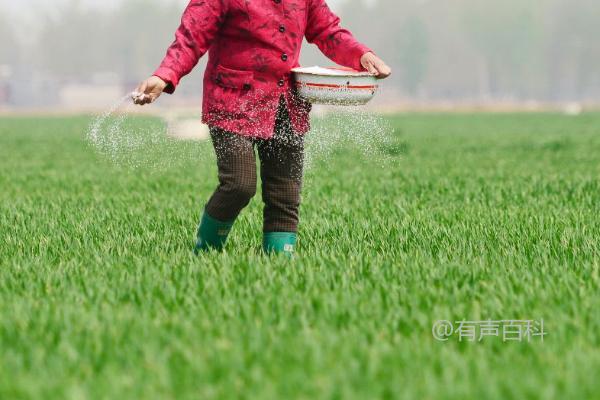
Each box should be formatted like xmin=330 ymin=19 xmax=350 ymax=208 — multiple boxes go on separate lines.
xmin=350 ymin=44 xmax=373 ymax=72
xmin=153 ymin=67 xmax=179 ymax=94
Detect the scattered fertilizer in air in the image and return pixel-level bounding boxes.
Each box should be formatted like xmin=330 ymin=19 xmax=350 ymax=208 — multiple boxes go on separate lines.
xmin=304 ymin=105 xmax=397 ymax=170
xmin=87 ymin=94 xmax=399 ymax=173
xmin=86 ymin=94 xmax=208 ymax=170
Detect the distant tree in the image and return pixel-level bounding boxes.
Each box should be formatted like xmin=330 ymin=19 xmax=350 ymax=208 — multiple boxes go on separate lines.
xmin=0 ymin=12 xmax=19 ymax=66
xmin=105 ymin=0 xmax=183 ymax=81
xmin=397 ymin=16 xmax=430 ymax=96
xmin=35 ymin=1 xmax=109 ymax=79
xmin=545 ymin=0 xmax=600 ymax=100
xmin=348 ymin=0 xmax=433 ymax=97
xmin=34 ymin=0 xmax=182 ymax=81
xmin=459 ymin=0 xmax=543 ymax=99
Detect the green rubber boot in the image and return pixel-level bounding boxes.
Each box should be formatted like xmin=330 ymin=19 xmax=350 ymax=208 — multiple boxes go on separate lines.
xmin=263 ymin=232 xmax=297 ymax=257
xmin=194 ymin=211 xmax=235 ymax=253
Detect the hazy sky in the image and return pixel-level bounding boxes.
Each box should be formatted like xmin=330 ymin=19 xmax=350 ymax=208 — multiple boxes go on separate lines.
xmin=2 ymin=0 xmax=345 ymax=42
xmin=5 ymin=0 xmax=343 ymax=12
xmin=2 ymin=0 xmax=342 ymax=27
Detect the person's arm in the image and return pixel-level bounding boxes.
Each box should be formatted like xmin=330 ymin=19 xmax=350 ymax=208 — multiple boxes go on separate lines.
xmin=305 ymin=0 xmax=391 ymax=78
xmin=134 ymin=0 xmax=228 ymax=105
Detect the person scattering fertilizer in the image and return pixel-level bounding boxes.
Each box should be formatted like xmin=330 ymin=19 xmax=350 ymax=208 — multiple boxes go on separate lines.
xmin=134 ymin=0 xmax=391 ymax=256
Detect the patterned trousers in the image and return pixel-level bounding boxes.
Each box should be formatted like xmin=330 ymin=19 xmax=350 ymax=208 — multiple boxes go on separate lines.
xmin=205 ymin=99 xmax=304 ymax=232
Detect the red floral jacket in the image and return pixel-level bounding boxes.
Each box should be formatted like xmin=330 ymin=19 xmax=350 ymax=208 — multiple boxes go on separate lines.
xmin=154 ymin=0 xmax=371 ymax=138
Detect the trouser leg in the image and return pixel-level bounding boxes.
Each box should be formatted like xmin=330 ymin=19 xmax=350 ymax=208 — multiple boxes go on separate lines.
xmin=258 ymin=99 xmax=305 ymax=256
xmin=196 ymin=128 xmax=257 ymax=252
xmin=205 ymin=128 xmax=257 ymax=221
xmin=258 ymin=100 xmax=304 ymax=233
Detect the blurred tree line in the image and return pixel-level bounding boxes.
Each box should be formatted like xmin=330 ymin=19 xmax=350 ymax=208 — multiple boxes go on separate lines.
xmin=1 ymin=0 xmax=599 ymax=102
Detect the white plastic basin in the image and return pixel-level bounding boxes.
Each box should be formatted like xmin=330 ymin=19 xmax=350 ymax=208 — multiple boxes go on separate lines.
xmin=292 ymin=66 xmax=379 ymax=106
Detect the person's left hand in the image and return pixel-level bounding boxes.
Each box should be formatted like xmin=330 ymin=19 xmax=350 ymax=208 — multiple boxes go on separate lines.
xmin=361 ymin=52 xmax=392 ymax=79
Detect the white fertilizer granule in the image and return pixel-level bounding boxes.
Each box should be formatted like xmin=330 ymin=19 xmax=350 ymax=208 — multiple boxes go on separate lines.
xmin=86 ymin=95 xmax=208 ymax=171
xmin=304 ymin=105 xmax=397 ymax=170
xmin=86 ymin=94 xmax=398 ymax=174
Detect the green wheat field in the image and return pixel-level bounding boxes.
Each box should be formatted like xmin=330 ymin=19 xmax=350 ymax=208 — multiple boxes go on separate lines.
xmin=1 ymin=113 xmax=599 ymax=399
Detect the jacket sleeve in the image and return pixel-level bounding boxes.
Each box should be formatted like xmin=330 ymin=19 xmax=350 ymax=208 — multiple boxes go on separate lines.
xmin=153 ymin=0 xmax=228 ymax=94
xmin=304 ymin=0 xmax=372 ymax=72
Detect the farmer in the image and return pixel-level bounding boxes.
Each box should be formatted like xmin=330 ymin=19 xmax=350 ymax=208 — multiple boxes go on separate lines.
xmin=134 ymin=0 xmax=391 ymax=256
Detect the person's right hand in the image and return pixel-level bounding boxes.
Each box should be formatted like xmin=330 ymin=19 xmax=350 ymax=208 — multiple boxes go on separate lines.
xmin=133 ymin=76 xmax=168 ymax=105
